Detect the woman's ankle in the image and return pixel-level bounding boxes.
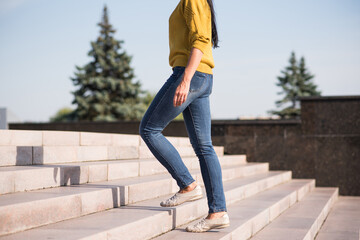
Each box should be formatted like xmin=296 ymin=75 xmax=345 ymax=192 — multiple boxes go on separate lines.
xmin=179 ymin=182 xmax=197 ymax=193
xmin=206 ymin=211 xmax=226 ymax=219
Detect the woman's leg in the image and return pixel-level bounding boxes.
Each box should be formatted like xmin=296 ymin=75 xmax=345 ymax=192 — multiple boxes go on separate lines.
xmin=139 ymin=67 xmax=198 ymax=190
xmin=182 ymin=75 xmax=227 ymax=215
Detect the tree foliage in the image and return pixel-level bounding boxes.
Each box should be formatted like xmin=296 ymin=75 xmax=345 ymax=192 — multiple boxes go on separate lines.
xmin=49 ymin=107 xmax=74 ymax=122
xmin=69 ymin=5 xmax=147 ymax=121
xmin=268 ymin=51 xmax=321 ymax=119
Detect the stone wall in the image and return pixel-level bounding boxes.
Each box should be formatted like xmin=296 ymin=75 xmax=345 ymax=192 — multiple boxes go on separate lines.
xmin=209 ymin=96 xmax=360 ymax=195
xmin=9 ymin=95 xmax=360 ymax=195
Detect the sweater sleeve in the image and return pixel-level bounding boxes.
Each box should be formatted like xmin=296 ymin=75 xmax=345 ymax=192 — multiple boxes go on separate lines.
xmin=182 ymin=0 xmax=211 ymax=54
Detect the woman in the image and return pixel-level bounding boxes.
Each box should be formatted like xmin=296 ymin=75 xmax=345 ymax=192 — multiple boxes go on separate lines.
xmin=139 ymin=0 xmax=230 ymax=233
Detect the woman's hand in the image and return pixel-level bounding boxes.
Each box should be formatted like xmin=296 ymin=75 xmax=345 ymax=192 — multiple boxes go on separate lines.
xmin=173 ymin=74 xmax=191 ymax=107
xmin=173 ymin=47 xmax=204 ymax=107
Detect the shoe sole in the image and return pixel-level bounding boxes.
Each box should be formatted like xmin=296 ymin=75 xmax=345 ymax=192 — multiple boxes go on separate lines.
xmin=187 ymin=194 xmax=203 ymax=201
xmin=186 ymin=223 xmax=230 ymax=233
xmin=212 ymin=223 xmax=230 ymax=228
xmin=160 ymin=194 xmax=203 ymax=207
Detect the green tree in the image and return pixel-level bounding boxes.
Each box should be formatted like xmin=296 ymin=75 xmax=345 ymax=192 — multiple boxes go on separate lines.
xmin=70 ymin=5 xmax=146 ymax=121
xmin=49 ymin=107 xmax=74 ymax=122
xmin=268 ymin=51 xmax=321 ymax=119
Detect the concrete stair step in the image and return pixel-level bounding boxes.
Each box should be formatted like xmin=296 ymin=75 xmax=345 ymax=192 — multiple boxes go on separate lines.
xmin=139 ymin=145 xmax=224 ymax=159
xmin=0 ymin=145 xmax=138 ymax=166
xmin=315 ymin=196 xmax=360 ymax=240
xmin=250 ymin=187 xmax=338 ymax=240
xmin=0 ymin=130 xmax=190 ymax=147
xmin=1 ymin=130 xmax=225 ymax=166
xmin=0 ymin=144 xmax=224 ymax=167
xmin=0 ymin=154 xmax=247 ymax=195
xmin=152 ymin=179 xmax=315 ymax=240
xmin=0 ymin=176 xmax=306 ymax=240
xmin=0 ymin=162 xmax=275 ymax=236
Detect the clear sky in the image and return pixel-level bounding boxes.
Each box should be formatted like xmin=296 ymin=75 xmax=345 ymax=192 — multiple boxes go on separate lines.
xmin=0 ymin=0 xmax=359 ymax=122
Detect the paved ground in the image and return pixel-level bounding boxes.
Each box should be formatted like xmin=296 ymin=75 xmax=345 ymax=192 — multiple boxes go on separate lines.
xmin=316 ymin=196 xmax=360 ymax=240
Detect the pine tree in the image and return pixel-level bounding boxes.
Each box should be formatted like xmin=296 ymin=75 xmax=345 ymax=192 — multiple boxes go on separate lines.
xmin=69 ymin=5 xmax=147 ymax=121
xmin=49 ymin=107 xmax=74 ymax=122
xmin=268 ymin=51 xmax=321 ymax=119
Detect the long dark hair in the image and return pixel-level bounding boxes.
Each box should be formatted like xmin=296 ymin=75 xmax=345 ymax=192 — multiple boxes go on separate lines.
xmin=206 ymin=0 xmax=219 ymax=48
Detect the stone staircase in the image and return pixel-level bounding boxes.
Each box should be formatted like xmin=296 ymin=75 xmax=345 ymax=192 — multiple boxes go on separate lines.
xmin=0 ymin=129 xmax=358 ymax=240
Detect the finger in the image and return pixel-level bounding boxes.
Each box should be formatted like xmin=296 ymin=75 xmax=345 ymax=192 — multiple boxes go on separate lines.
xmin=178 ymin=94 xmax=185 ymax=106
xmin=173 ymin=94 xmax=178 ymax=107
xmin=180 ymin=94 xmax=187 ymax=105
xmin=176 ymin=97 xmax=180 ymax=106
xmin=179 ymin=96 xmax=185 ymax=106
xmin=174 ymin=92 xmax=181 ymax=107
xmin=176 ymin=99 xmax=180 ymax=107
xmin=183 ymin=93 xmax=187 ymax=103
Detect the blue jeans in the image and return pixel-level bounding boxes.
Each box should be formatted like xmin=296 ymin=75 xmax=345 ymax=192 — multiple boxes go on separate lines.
xmin=139 ymin=66 xmax=227 ymax=214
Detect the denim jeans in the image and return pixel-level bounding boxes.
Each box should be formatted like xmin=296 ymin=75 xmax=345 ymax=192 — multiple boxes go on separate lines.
xmin=139 ymin=66 xmax=227 ymax=214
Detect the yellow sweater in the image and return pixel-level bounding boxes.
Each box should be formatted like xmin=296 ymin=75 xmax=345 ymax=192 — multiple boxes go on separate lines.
xmin=169 ymin=0 xmax=214 ymax=74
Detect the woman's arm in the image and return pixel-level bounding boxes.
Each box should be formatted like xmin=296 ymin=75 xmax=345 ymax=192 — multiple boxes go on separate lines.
xmin=173 ymin=47 xmax=204 ymax=107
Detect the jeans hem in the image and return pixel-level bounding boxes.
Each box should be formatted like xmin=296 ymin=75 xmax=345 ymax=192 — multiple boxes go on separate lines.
xmin=208 ymin=208 xmax=227 ymax=214
xmin=182 ymin=179 xmax=196 ymax=189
